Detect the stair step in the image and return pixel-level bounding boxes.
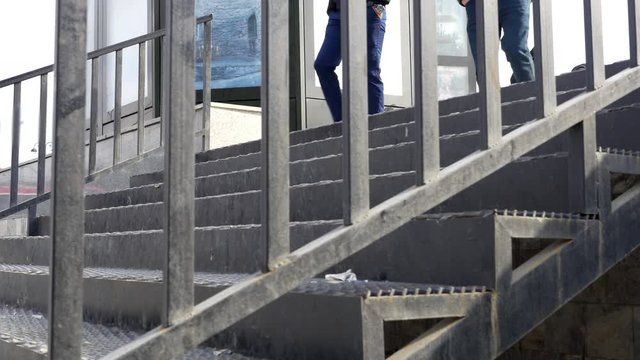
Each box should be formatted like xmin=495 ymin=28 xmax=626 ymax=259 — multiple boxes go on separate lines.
xmin=195 ymin=60 xmax=636 ymax=166
xmin=1 ymin=221 xmax=339 ymax=273
xmin=0 ymin=264 xmax=488 ymax=359
xmin=134 ymin=95 xmax=640 ymax=189
xmin=0 ymin=304 xmax=264 ymax=360
xmin=81 ymin=154 xmax=570 ymax=233
xmin=195 ymin=107 xmax=414 ymax=163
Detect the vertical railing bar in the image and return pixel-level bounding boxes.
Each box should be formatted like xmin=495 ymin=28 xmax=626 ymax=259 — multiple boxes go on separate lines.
xmin=341 ymin=0 xmax=370 ymax=225
xmin=629 ymin=0 xmax=640 ymax=66
xmin=202 ymin=19 xmax=212 ymax=152
xmin=114 ymin=49 xmax=123 ymax=165
xmin=159 ymin=36 xmax=165 ymax=147
xmin=162 ymin=0 xmax=196 ymax=326
xmin=138 ymin=42 xmax=147 ymax=156
xmin=29 ymin=74 xmax=49 ymax=233
xmin=568 ymin=115 xmax=598 ymax=214
xmin=48 ymin=0 xmax=87 ymax=357
xmin=37 ymin=74 xmax=48 ymax=196
xmin=413 ymin=0 xmax=440 ymax=185
xmin=584 ymin=0 xmax=605 ymax=90
xmin=261 ymin=1 xmax=290 ymax=271
xmin=10 ymin=83 xmax=21 ymax=208
xmin=477 ymin=0 xmax=502 ymax=149
xmin=89 ymin=58 xmax=99 ymax=175
xmin=532 ymin=0 xmax=557 ymax=118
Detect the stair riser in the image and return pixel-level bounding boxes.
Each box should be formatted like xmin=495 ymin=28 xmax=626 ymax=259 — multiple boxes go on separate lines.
xmin=92 ymin=131 xmax=570 ymax=210
xmin=83 ymin=156 xmax=570 ymax=233
xmin=195 ymin=107 xmax=414 ymax=163
xmin=131 ymin=95 xmax=562 ymax=188
xmin=190 ymin=61 xmax=633 ymax=169
xmin=132 ymin=89 xmax=640 ymax=189
xmin=1 ymin=223 xmax=336 ymax=273
xmin=131 ymin=121 xmax=415 ymax=187
xmin=0 ymin=272 xmax=368 ymax=360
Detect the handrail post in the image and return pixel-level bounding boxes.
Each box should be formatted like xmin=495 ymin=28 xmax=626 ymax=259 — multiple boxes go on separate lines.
xmin=113 ymin=49 xmax=123 ymax=165
xmin=89 ymin=58 xmax=99 ymax=174
xmin=341 ymin=0 xmax=370 ymax=225
xmin=10 ymin=83 xmax=21 ymax=208
xmin=137 ymin=42 xmax=147 ymax=155
xmin=584 ymin=0 xmax=605 ymax=90
xmin=413 ymin=0 xmax=440 ymax=185
xmin=29 ymin=74 xmax=49 ymax=235
xmin=48 ymin=0 xmax=87 ymax=358
xmin=202 ymin=18 xmax=213 ymax=152
xmin=162 ymin=0 xmax=196 ymax=326
xmin=629 ymin=0 xmax=640 ymax=66
xmin=477 ymin=0 xmax=502 ymax=149
xmin=533 ymin=0 xmax=557 ymax=118
xmin=261 ymin=1 xmax=290 ymax=270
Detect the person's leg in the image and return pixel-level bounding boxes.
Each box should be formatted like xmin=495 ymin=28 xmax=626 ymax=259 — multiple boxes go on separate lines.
xmin=499 ymin=0 xmax=535 ymax=82
xmin=314 ymin=11 xmax=343 ymax=122
xmin=465 ymin=0 xmax=479 ymax=71
xmin=367 ymin=5 xmax=387 ymax=115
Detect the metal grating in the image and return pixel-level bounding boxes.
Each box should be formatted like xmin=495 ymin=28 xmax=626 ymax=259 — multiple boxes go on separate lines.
xmin=0 ymin=305 xmax=264 ymax=360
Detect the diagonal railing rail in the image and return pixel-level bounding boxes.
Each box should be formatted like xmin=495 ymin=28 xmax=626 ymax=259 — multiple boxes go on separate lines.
xmin=15 ymin=0 xmax=640 ymax=358
xmin=0 ymin=14 xmax=213 ymax=228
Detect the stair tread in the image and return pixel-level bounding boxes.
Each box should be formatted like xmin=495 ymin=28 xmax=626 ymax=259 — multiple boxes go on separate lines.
xmin=0 ymin=264 xmax=488 ymax=298
xmin=0 ymin=303 xmax=265 ymax=360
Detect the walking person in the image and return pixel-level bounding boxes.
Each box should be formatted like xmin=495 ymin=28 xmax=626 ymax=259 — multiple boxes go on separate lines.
xmin=314 ymin=0 xmax=390 ymax=123
xmin=459 ymin=0 xmax=535 ymax=84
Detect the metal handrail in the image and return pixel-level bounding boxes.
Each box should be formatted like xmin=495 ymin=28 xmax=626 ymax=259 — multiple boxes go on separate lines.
xmin=5 ymin=0 xmax=638 ymax=358
xmin=0 ymin=15 xmax=213 ymax=88
xmin=0 ymin=14 xmax=214 ymax=226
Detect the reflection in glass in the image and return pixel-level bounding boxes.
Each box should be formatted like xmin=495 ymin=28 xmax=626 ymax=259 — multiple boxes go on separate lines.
xmin=436 ymin=0 xmax=468 ymax=57
xmin=196 ymin=0 xmax=262 ymax=90
xmin=438 ymin=66 xmax=469 ymax=100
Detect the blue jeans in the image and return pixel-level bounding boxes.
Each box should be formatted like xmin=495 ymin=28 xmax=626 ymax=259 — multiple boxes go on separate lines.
xmin=466 ymin=0 xmax=535 ymax=83
xmin=314 ymin=6 xmax=387 ymax=123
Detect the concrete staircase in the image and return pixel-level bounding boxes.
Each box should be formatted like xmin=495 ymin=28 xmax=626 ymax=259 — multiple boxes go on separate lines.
xmin=1 ymin=61 xmax=639 ymax=359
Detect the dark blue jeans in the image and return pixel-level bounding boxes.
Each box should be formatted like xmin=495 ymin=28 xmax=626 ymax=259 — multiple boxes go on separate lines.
xmin=314 ymin=6 xmax=387 ymax=123
xmin=466 ymin=0 xmax=535 ymax=83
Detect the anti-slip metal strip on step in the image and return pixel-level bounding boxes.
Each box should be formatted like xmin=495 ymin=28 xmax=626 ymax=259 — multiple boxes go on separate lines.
xmin=0 ymin=304 xmax=264 ymax=360
xmin=0 ymin=264 xmax=487 ymax=299
xmin=598 ymin=147 xmax=640 ymax=157
xmin=418 ymin=209 xmax=599 ymax=221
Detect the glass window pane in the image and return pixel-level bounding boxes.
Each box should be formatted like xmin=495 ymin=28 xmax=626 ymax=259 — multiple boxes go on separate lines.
xmin=196 ymin=1 xmax=262 ymax=90
xmin=438 ymin=66 xmax=469 ymax=100
xmin=437 ymin=0 xmax=468 ymax=57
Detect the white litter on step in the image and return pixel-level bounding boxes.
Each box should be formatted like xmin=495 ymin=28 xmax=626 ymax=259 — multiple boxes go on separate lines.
xmin=324 ymin=269 xmax=357 ymax=283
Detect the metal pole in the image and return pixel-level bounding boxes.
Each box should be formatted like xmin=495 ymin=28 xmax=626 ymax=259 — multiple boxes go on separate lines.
xmin=341 ymin=0 xmax=370 ymax=225
xmin=568 ymin=116 xmax=598 ymax=214
xmin=48 ymin=0 xmax=87 ymax=358
xmin=629 ymin=0 xmax=640 ymax=66
xmin=29 ymin=74 xmax=49 ymax=234
xmin=10 ymin=83 xmax=21 ymax=207
xmin=476 ymin=0 xmax=502 ymax=148
xmin=162 ymin=0 xmax=196 ymax=326
xmin=138 ymin=42 xmax=147 ymax=155
xmin=532 ymin=0 xmax=557 ymax=118
xmin=89 ymin=59 xmax=99 ymax=174
xmin=113 ymin=49 xmax=123 ymax=165
xmin=202 ymin=19 xmax=212 ymax=151
xmin=413 ymin=0 xmax=439 ymax=185
xmin=584 ymin=0 xmax=605 ymax=90
xmin=261 ymin=0 xmax=290 ymax=270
